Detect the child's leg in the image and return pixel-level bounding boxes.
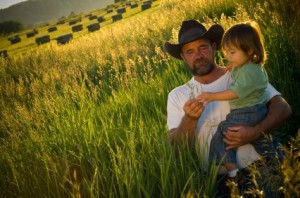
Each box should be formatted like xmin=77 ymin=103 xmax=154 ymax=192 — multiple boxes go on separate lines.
xmin=224 ymin=104 xmax=268 ymax=178
xmin=251 ymin=134 xmax=286 ymax=162
xmin=209 ymin=121 xmax=228 ymax=163
xmin=224 ymin=163 xmax=239 ymax=177
xmin=210 ymin=121 xmax=239 ymax=177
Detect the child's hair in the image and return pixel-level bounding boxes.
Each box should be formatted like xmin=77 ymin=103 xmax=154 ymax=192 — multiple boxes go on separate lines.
xmin=222 ymin=21 xmax=267 ymax=65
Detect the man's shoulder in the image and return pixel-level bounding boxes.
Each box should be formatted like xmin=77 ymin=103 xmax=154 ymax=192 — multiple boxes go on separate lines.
xmin=168 ymin=79 xmax=195 ymax=103
xmin=203 ymin=71 xmax=232 ymax=92
xmin=169 ymin=83 xmax=190 ymax=97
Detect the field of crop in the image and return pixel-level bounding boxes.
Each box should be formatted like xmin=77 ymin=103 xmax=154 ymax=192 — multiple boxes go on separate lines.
xmin=0 ymin=0 xmax=160 ymax=57
xmin=0 ymin=0 xmax=299 ymax=197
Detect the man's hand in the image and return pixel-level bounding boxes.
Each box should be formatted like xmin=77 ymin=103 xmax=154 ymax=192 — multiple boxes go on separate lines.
xmin=223 ymin=125 xmax=261 ymax=150
xmin=183 ymin=98 xmax=205 ymax=120
xmin=169 ymin=98 xmax=205 ymax=145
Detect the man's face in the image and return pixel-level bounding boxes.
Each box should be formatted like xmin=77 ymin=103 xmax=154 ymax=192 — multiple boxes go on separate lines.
xmin=180 ymin=39 xmax=215 ymax=76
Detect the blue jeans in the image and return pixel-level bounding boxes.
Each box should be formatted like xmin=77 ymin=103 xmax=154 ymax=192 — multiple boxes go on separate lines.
xmin=210 ymin=103 xmax=275 ymax=164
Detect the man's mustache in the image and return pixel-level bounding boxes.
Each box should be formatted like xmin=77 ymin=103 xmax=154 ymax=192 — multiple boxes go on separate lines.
xmin=194 ymin=58 xmax=208 ymax=66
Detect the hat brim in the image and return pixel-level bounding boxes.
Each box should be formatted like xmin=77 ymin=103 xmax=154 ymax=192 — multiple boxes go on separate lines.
xmin=164 ymin=42 xmax=183 ymax=60
xmin=164 ymin=24 xmax=224 ymax=60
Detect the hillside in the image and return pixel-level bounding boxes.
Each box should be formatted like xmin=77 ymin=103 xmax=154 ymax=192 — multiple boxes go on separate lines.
xmin=0 ymin=0 xmax=113 ymax=27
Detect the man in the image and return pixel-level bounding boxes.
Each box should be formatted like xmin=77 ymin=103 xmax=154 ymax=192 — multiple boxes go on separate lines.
xmin=164 ymin=20 xmax=292 ymax=195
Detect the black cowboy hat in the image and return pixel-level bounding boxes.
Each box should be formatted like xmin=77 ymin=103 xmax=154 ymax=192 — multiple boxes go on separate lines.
xmin=164 ymin=20 xmax=224 ymax=60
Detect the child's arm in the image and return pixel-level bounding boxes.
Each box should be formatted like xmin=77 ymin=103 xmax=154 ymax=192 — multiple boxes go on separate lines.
xmin=197 ymin=89 xmax=238 ymax=103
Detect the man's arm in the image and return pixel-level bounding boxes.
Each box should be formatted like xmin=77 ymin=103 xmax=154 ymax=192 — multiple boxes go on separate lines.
xmin=223 ymin=95 xmax=292 ymax=150
xmin=169 ymin=99 xmax=205 ymax=145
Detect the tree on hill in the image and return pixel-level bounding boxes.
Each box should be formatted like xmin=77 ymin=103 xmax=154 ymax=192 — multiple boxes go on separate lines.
xmin=0 ymin=21 xmax=24 ymax=35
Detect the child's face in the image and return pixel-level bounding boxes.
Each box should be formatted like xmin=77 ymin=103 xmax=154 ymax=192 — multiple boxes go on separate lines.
xmin=224 ymin=45 xmax=250 ymax=68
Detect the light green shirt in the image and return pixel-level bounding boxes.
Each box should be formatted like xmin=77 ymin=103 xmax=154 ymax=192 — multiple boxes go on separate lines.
xmin=230 ymin=62 xmax=268 ymax=109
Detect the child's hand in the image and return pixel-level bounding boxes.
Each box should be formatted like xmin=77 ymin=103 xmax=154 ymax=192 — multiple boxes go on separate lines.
xmin=196 ymin=92 xmax=215 ymax=104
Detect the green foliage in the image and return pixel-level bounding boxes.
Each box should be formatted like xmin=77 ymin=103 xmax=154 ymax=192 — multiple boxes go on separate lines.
xmin=240 ymin=0 xmax=300 ymax=141
xmin=282 ymin=129 xmax=300 ymax=197
xmin=0 ymin=20 xmax=24 ymax=35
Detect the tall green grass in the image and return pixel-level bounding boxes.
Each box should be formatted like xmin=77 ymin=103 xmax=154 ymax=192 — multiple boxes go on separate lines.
xmin=0 ymin=0 xmax=299 ymax=197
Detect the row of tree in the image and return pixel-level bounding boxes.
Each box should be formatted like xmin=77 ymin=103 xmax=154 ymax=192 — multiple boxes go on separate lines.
xmin=0 ymin=21 xmax=24 ymax=36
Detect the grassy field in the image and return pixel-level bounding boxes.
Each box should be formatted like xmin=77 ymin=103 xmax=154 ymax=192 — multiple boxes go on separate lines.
xmin=0 ymin=0 xmax=299 ymax=197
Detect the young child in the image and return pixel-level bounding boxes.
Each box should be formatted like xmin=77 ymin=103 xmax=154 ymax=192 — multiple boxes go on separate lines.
xmin=197 ymin=21 xmax=273 ymax=179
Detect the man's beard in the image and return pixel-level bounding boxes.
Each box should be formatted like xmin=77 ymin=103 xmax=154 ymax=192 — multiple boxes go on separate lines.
xmin=189 ymin=58 xmax=214 ymax=76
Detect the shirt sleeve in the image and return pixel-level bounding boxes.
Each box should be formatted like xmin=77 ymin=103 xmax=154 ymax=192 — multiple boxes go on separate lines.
xmin=167 ymin=90 xmax=185 ymax=130
xmin=265 ymin=83 xmax=281 ymax=101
